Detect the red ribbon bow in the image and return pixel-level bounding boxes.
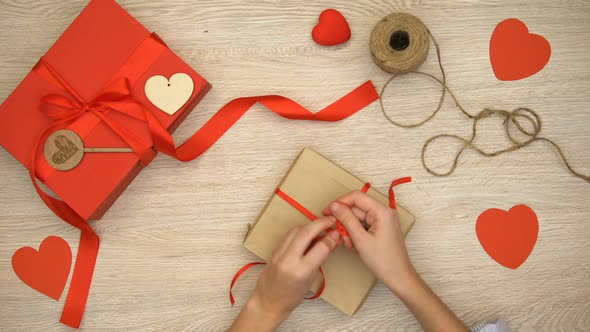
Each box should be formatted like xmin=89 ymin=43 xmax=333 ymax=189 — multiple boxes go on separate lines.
xmin=36 ymin=61 xmax=156 ymax=167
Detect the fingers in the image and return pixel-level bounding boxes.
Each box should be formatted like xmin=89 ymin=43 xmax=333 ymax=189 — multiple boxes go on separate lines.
xmin=332 ymin=191 xmax=383 ymax=215
xmin=329 ymin=202 xmax=368 ymax=246
xmin=351 ymin=207 xmax=367 ymax=222
xmin=275 ymin=226 xmax=300 ymax=257
xmin=303 ymin=229 xmax=341 ymax=268
xmin=291 ymin=216 xmax=336 ymax=255
xmin=324 ymin=205 xmax=368 ymax=250
xmin=323 ymin=206 xmax=366 ymax=221
xmin=342 ymin=236 xmax=353 ymax=249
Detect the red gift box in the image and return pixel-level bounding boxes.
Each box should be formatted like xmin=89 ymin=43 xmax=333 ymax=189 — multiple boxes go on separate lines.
xmin=0 ymin=0 xmax=210 ymax=327
xmin=0 ymin=0 xmax=211 ymax=221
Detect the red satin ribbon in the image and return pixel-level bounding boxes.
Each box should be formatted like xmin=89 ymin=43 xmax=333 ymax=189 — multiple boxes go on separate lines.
xmin=388 ymin=177 xmax=412 ymax=210
xmin=229 ymin=262 xmax=265 ymax=305
xmin=274 ymin=188 xmax=319 ymax=221
xmin=275 ymin=183 xmax=371 ymax=238
xmin=229 ymin=263 xmax=325 ymax=305
xmin=229 ymin=178 xmax=411 ymax=307
xmin=30 ymin=34 xmax=379 ymax=327
xmin=31 ymin=58 xmax=160 ymax=328
xmin=138 ymin=80 xmax=379 ymax=162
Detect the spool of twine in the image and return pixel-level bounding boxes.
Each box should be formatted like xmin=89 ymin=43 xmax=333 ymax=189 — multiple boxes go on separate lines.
xmin=370 ymin=13 xmax=430 ymax=74
xmin=370 ymin=13 xmax=589 ymax=182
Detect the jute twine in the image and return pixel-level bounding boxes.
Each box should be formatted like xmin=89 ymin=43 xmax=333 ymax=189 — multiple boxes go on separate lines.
xmin=370 ymin=13 xmax=589 ymax=182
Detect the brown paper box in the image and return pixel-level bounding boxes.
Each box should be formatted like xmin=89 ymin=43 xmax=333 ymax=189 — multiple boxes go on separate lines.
xmin=243 ymin=148 xmax=415 ymax=316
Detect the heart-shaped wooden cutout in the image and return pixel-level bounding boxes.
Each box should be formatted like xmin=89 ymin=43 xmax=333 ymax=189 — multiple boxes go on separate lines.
xmin=490 ymin=18 xmax=551 ymax=81
xmin=12 ymin=236 xmax=72 ymax=300
xmin=312 ymin=9 xmax=351 ymax=46
xmin=476 ymin=205 xmax=539 ymax=269
xmin=145 ymin=73 xmax=194 ymax=115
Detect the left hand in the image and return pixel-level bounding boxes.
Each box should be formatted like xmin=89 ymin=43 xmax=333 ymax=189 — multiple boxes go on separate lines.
xmin=235 ymin=216 xmax=342 ymax=330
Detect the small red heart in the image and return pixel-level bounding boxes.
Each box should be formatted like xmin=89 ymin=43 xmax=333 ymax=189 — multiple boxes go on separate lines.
xmin=12 ymin=236 xmax=72 ymax=300
xmin=312 ymin=9 xmax=351 ymax=46
xmin=490 ymin=18 xmax=551 ymax=81
xmin=476 ymin=205 xmax=539 ymax=269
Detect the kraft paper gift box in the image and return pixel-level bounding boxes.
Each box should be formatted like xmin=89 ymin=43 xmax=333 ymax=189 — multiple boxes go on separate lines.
xmin=243 ymin=148 xmax=415 ymax=315
xmin=0 ymin=0 xmax=210 ymax=221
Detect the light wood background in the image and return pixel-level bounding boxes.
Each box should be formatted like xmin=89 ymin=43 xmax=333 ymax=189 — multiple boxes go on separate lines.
xmin=1 ymin=0 xmax=589 ymax=331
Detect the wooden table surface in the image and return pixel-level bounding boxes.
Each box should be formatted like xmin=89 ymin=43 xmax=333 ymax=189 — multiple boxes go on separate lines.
xmin=1 ymin=0 xmax=589 ymax=331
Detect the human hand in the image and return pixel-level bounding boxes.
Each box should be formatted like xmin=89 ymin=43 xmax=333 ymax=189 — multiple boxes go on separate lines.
xmin=320 ymin=192 xmax=469 ymax=332
xmin=323 ymin=191 xmax=416 ymax=294
xmin=248 ymin=216 xmax=342 ymax=325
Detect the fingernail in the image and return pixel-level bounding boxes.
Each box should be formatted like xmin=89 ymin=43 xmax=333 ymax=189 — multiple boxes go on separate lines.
xmin=329 ymin=230 xmax=340 ymax=240
xmin=330 ymin=202 xmax=341 ymax=213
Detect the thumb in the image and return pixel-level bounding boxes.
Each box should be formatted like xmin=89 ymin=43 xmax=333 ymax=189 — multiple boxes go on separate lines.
xmin=329 ymin=202 xmax=368 ymax=247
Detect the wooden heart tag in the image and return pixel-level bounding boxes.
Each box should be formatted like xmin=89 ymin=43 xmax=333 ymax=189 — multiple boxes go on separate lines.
xmin=43 ymin=129 xmax=133 ymax=171
xmin=44 ymin=129 xmax=84 ymax=171
xmin=145 ymin=73 xmax=194 ymax=115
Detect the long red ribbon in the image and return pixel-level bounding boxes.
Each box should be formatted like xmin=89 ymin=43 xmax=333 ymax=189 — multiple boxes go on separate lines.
xmin=135 ymin=81 xmax=379 ymax=162
xmin=31 ymin=60 xmax=157 ymax=328
xmin=229 ymin=178 xmax=411 ymax=307
xmin=30 ymin=38 xmax=379 ymax=326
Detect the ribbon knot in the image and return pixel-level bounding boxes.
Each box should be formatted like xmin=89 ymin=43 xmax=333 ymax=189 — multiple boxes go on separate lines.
xmin=34 ymin=59 xmax=158 ymax=169
xmin=40 ymin=94 xmax=88 ymax=121
xmin=40 ymin=75 xmax=137 ymax=120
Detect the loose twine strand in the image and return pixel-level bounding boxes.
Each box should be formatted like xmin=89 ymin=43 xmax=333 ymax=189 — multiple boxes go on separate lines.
xmin=373 ymin=15 xmax=589 ymax=182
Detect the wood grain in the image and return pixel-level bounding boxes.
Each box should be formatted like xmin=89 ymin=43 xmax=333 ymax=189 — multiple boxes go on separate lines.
xmin=1 ymin=0 xmax=589 ymax=331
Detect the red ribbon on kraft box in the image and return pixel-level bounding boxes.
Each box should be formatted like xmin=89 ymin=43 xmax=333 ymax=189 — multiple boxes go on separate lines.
xmin=229 ymin=178 xmax=412 ymax=306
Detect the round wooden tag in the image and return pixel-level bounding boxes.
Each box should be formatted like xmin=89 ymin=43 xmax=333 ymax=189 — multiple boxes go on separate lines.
xmin=43 ymin=129 xmax=84 ymax=171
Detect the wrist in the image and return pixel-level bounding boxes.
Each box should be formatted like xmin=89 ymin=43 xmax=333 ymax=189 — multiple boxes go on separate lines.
xmin=246 ymin=292 xmax=289 ymax=329
xmin=384 ymin=266 xmax=422 ymax=299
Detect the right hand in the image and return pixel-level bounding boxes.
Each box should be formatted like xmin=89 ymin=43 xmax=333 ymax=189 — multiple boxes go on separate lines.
xmin=325 ymin=192 xmax=470 ymax=332
xmin=323 ymin=191 xmax=417 ymax=294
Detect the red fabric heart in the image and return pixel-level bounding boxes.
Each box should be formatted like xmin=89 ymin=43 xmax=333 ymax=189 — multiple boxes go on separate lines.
xmin=476 ymin=205 xmax=539 ymax=269
xmin=12 ymin=236 xmax=72 ymax=300
xmin=312 ymin=9 xmax=351 ymax=46
xmin=490 ymin=18 xmax=551 ymax=81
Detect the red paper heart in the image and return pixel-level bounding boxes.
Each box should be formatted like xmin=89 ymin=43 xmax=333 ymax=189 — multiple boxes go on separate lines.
xmin=312 ymin=9 xmax=351 ymax=46
xmin=12 ymin=236 xmax=72 ymax=300
xmin=490 ymin=18 xmax=551 ymax=81
xmin=476 ymin=205 xmax=539 ymax=269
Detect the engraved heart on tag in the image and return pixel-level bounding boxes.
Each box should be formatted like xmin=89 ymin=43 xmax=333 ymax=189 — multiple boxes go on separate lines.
xmin=52 ymin=135 xmax=80 ymax=165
